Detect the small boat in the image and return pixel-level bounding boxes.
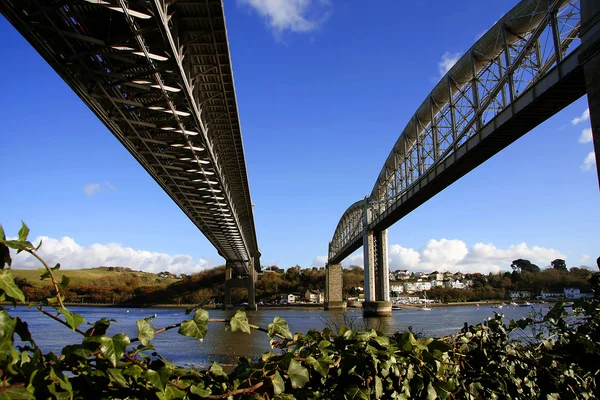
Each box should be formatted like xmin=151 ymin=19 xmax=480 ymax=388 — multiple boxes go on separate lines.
xmin=510 ymin=301 xmax=518 ymax=306
xmin=519 ymin=301 xmax=533 ymax=307
xmin=420 ymin=305 xmax=433 ymax=311
xmin=491 ymin=302 xmax=504 ymax=309
xmin=392 ymin=305 xmax=403 ymax=311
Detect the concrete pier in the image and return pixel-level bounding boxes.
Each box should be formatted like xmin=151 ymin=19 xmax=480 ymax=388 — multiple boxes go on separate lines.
xmin=325 ymin=263 xmax=346 ymax=310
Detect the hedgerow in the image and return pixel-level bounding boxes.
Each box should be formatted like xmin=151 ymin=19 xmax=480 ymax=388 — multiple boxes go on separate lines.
xmin=1 ymin=223 xmax=598 ymax=399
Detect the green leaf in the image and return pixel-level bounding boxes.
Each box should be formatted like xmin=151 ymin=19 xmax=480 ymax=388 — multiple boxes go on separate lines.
xmin=272 ymin=370 xmax=285 ymax=395
xmin=375 ymin=376 xmax=383 ymax=399
xmin=123 ymin=364 xmax=144 ymax=377
xmin=0 ymin=387 xmax=35 ymax=399
xmin=287 ymin=358 xmax=309 ymax=389
xmin=230 ymin=309 xmax=251 ymax=334
xmin=38 ymin=268 xmax=50 ymax=280
xmin=268 ymin=316 xmax=292 ymax=339
xmin=190 ymin=385 xmax=211 ymax=397
xmin=18 ymin=222 xmax=30 ymax=242
xmin=95 ymin=333 xmax=130 ymax=367
xmin=108 ymin=368 xmax=128 ymax=388
xmin=0 ymin=224 xmax=11 ymax=269
xmin=345 ymin=385 xmax=369 ymax=400
xmin=136 ymin=318 xmax=155 ymax=346
xmin=209 ymin=362 xmax=227 ymax=377
xmin=58 ymin=308 xmax=85 ymax=331
xmin=0 ymin=269 xmax=25 ymax=302
xmin=178 ymin=309 xmax=209 ymax=340
xmin=60 ymin=275 xmax=70 ymax=290
xmin=305 ymin=355 xmax=328 ymax=377
xmin=0 ymin=310 xmax=17 ymax=352
xmin=144 ymin=369 xmax=165 ymax=392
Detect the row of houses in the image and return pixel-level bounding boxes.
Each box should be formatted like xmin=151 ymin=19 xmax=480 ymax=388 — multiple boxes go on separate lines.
xmin=284 ymin=290 xmax=324 ymax=304
xmin=390 ymin=279 xmax=472 ymax=294
xmin=389 ymin=270 xmax=465 ymax=281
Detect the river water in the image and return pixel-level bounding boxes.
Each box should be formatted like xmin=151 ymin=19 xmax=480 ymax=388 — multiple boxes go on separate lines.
xmin=7 ymin=304 xmax=547 ymax=368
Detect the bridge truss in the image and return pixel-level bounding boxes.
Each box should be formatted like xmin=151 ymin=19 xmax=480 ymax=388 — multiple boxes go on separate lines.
xmin=329 ymin=0 xmax=584 ymax=264
xmin=1 ymin=0 xmax=260 ymax=274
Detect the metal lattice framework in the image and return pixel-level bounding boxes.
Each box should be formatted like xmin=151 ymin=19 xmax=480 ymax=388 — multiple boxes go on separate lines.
xmin=329 ymin=0 xmax=584 ymax=264
xmin=1 ymin=0 xmax=260 ymax=274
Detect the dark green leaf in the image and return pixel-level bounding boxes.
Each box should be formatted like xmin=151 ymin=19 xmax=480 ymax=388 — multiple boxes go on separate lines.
xmin=60 ymin=275 xmax=70 ymax=290
xmin=190 ymin=385 xmax=211 ymax=397
xmin=0 ymin=310 xmax=17 ymax=352
xmin=209 ymin=362 xmax=227 ymax=377
xmin=230 ymin=309 xmax=251 ymax=334
xmin=123 ymin=364 xmax=144 ymax=376
xmin=144 ymin=369 xmax=165 ymax=392
xmin=272 ymin=370 xmax=285 ymax=395
xmin=58 ymin=308 xmax=85 ymax=331
xmin=268 ymin=316 xmax=292 ymax=339
xmin=287 ymin=358 xmax=309 ymax=389
xmin=345 ymin=385 xmax=369 ymax=400
xmin=108 ymin=368 xmax=128 ymax=388
xmin=95 ymin=333 xmax=130 ymax=367
xmin=0 ymin=387 xmax=35 ymax=399
xmin=136 ymin=318 xmax=155 ymax=346
xmin=375 ymin=376 xmax=383 ymax=399
xmin=18 ymin=222 xmax=30 ymax=242
xmin=0 ymin=269 xmax=25 ymax=302
xmin=305 ymin=355 xmax=328 ymax=377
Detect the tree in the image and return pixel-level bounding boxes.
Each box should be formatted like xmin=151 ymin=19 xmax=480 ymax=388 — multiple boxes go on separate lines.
xmin=550 ymin=258 xmax=567 ymax=272
xmin=510 ymin=259 xmax=540 ymax=273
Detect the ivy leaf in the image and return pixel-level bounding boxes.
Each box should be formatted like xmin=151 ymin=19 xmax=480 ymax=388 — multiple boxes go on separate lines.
xmin=0 ymin=269 xmax=25 ymax=303
xmin=58 ymin=308 xmax=85 ymax=331
xmin=178 ymin=309 xmax=209 ymax=339
xmin=0 ymin=224 xmax=11 ymax=269
xmin=272 ymin=370 xmax=285 ymax=395
xmin=287 ymin=359 xmax=309 ymax=389
xmin=96 ymin=333 xmax=130 ymax=367
xmin=375 ymin=376 xmax=383 ymax=399
xmin=60 ymin=275 xmax=70 ymax=290
xmin=209 ymin=362 xmax=227 ymax=377
xmin=305 ymin=355 xmax=328 ymax=377
xmin=190 ymin=385 xmax=211 ymax=397
xmin=144 ymin=369 xmax=165 ymax=392
xmin=123 ymin=365 xmax=143 ymax=377
xmin=136 ymin=318 xmax=155 ymax=346
xmin=18 ymin=222 xmax=30 ymax=242
xmin=268 ymin=316 xmax=292 ymax=339
xmin=229 ymin=310 xmax=251 ymax=334
xmin=107 ymin=368 xmax=128 ymax=388
xmin=345 ymin=385 xmax=369 ymax=399
xmin=0 ymin=310 xmax=17 ymax=352
xmin=0 ymin=387 xmax=36 ymax=399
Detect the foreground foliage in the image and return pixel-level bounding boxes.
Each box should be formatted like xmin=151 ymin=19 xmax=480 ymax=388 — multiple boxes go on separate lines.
xmin=1 ymin=223 xmax=599 ymax=399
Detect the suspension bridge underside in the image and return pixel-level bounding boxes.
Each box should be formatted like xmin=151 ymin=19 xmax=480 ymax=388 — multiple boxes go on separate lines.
xmin=0 ymin=0 xmax=261 ymax=279
xmin=326 ymin=0 xmax=600 ymax=315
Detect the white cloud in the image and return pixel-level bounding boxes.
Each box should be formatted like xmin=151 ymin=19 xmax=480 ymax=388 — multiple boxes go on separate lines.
xmin=438 ymin=52 xmax=461 ymax=77
xmin=578 ymin=128 xmax=593 ymax=144
xmin=312 ymin=255 xmax=327 ymax=268
xmin=571 ymin=108 xmax=590 ymax=125
xmin=336 ymin=238 xmax=565 ymax=275
xmin=83 ymin=183 xmax=101 ymax=197
xmin=581 ymin=151 xmax=596 ymax=172
xmin=83 ymin=182 xmax=116 ymax=197
xmin=239 ymin=0 xmax=331 ymax=35
xmin=580 ymin=254 xmax=590 ymax=264
xmin=11 ymin=236 xmax=211 ymax=275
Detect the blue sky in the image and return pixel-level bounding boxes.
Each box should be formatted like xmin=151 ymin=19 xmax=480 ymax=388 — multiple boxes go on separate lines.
xmin=0 ymin=0 xmax=597 ymax=274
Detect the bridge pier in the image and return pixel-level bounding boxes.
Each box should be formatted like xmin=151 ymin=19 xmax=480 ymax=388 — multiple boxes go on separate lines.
xmin=325 ymin=263 xmax=346 ymax=310
xmin=580 ymin=0 xmax=600 ymax=188
xmin=223 ymin=259 xmax=258 ymax=310
xmin=363 ymin=229 xmax=391 ymax=317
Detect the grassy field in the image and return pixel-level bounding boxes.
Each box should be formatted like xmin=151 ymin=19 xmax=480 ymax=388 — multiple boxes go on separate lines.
xmin=11 ymin=267 xmax=180 ymax=287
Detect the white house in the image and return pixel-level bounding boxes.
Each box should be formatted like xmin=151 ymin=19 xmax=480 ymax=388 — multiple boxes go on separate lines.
xmin=429 ymin=271 xmax=444 ymax=281
xmin=539 ymin=292 xmax=563 ymax=300
xmin=305 ymin=290 xmax=324 ymax=304
xmin=430 ymin=280 xmax=445 ymax=288
xmin=390 ymin=284 xmax=404 ymax=294
xmin=287 ymin=294 xmax=299 ymax=304
xmin=404 ymin=282 xmax=417 ymax=293
xmin=564 ymin=287 xmax=581 ymax=299
xmin=415 ymin=281 xmax=432 ymax=291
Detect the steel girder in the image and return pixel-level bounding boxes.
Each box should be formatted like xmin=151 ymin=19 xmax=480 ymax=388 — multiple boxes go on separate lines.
xmin=0 ymin=0 xmax=260 ymax=275
xmin=329 ymin=0 xmax=583 ymax=265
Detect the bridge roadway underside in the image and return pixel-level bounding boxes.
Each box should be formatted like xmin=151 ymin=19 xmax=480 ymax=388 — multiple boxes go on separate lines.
xmin=328 ymin=50 xmax=586 ymax=266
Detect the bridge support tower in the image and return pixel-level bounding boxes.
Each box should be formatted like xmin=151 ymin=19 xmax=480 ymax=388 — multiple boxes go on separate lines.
xmin=362 ymin=228 xmax=392 ymax=317
xmin=325 ymin=263 xmax=346 ymax=310
xmin=224 ymin=257 xmax=258 ymax=311
xmin=580 ymin=0 xmax=600 ymax=188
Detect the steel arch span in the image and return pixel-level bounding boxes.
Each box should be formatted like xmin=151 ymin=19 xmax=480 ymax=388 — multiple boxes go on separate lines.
xmin=1 ymin=0 xmax=260 ymax=276
xmin=328 ymin=0 xmax=589 ymax=265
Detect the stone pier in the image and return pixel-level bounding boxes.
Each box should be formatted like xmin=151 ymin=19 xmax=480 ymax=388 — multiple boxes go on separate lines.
xmin=325 ymin=263 xmax=345 ymax=310
xmin=223 ymin=257 xmax=258 ymax=310
xmin=362 ymin=228 xmax=391 ymax=317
